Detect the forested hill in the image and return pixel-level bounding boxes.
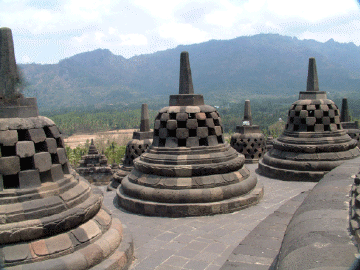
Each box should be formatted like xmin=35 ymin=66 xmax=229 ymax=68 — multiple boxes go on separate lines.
xmin=20 ymin=34 xmax=360 ymax=110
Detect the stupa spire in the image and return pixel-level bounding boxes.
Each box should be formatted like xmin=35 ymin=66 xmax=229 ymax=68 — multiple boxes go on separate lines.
xmin=140 ymin=103 xmax=150 ymax=132
xmin=179 ymin=51 xmax=194 ymax=94
xmin=0 ymin=27 xmax=19 ymax=99
xmin=306 ymin=57 xmax=319 ymax=92
xmin=341 ymin=98 xmax=350 ymax=122
xmin=243 ymin=100 xmax=253 ymax=125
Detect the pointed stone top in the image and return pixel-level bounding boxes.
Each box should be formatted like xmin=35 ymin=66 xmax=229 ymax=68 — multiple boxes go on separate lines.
xmin=140 ymin=103 xmax=150 ymax=132
xmin=90 ymin=139 xmax=94 ymax=145
xmin=243 ymin=100 xmax=252 ymax=125
xmin=0 ymin=27 xmax=19 ymax=99
xmin=341 ymin=98 xmax=350 ymax=122
xmin=306 ymin=57 xmax=319 ymax=92
xmin=179 ymin=51 xmax=194 ymax=95
xmin=88 ymin=138 xmax=99 ymax=154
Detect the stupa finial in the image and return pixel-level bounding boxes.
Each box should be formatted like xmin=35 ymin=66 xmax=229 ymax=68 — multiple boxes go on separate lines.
xmin=306 ymin=57 xmax=319 ymax=92
xmin=179 ymin=51 xmax=194 ymax=94
xmin=0 ymin=27 xmax=20 ymax=99
xmin=341 ymin=98 xmax=350 ymax=122
xmin=140 ymin=103 xmax=150 ymax=132
xmin=243 ymin=100 xmax=253 ymax=125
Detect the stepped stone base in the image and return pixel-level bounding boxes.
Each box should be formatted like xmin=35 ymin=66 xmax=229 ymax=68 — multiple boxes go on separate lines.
xmin=117 ymin=179 xmax=263 ymax=217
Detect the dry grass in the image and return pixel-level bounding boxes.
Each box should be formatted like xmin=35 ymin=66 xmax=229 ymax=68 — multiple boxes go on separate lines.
xmin=64 ymin=129 xmax=136 ymax=149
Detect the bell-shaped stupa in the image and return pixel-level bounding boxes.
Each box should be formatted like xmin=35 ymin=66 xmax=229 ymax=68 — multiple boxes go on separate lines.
xmin=340 ymin=98 xmax=360 ymax=147
xmin=230 ymin=100 xmax=265 ymax=163
xmin=0 ymin=28 xmax=133 ymax=269
xmin=259 ymin=58 xmax=360 ymax=181
xmin=116 ymin=52 xmax=263 ymax=217
xmin=108 ymin=104 xmax=153 ymax=190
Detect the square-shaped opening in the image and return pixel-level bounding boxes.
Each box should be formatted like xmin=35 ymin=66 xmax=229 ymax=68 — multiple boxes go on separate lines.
xmin=17 ymin=130 xmax=29 ymax=141
xmin=20 ymin=157 xmax=35 ymax=170
xmin=199 ymin=138 xmax=208 ymax=146
xmin=3 ymin=175 xmax=19 ymax=189
xmin=178 ymin=139 xmax=186 ymax=147
xmin=1 ymin=146 xmax=16 ymax=157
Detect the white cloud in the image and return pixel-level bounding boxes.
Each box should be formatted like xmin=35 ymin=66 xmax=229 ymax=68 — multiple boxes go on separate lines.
xmin=158 ymin=23 xmax=209 ymax=44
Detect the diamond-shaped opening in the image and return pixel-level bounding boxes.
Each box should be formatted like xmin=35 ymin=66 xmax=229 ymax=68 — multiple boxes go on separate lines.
xmin=293 ymin=125 xmax=299 ymax=131
xmin=56 ymin=138 xmax=64 ymax=148
xmin=51 ymin=153 xmax=60 ymax=164
xmin=323 ymin=111 xmax=329 ymax=117
xmin=3 ymin=174 xmax=19 ymax=189
xmin=43 ymin=126 xmax=53 ymax=138
xmin=199 ymin=138 xmax=208 ymax=146
xmin=189 ymin=129 xmax=197 ymax=137
xmin=189 ymin=113 xmax=196 ymax=119
xmin=316 ymin=118 xmax=322 ymax=124
xmin=295 ymin=111 xmax=300 ymax=117
xmin=178 ymin=139 xmax=186 ymax=147
xmin=324 ymin=125 xmax=330 ymax=131
xmin=335 ymin=110 xmax=339 ymax=116
xmin=20 ymin=157 xmax=34 ymax=170
xmin=168 ymin=129 xmax=176 ymax=137
xmin=315 ymin=104 xmax=320 ymax=109
xmin=154 ymin=129 xmax=159 ymax=136
xmin=159 ymin=138 xmax=166 ymax=147
xmin=213 ymin=119 xmax=220 ymax=126
xmin=198 ymin=120 xmax=206 ymax=127
xmin=308 ymin=110 xmax=314 ymax=117
xmin=35 ymin=141 xmax=48 ymax=153
xmin=178 ymin=121 xmax=187 ymax=128
xmin=330 ymin=118 xmax=335 ymax=123
xmin=17 ymin=130 xmax=29 ymax=141
xmin=217 ymin=136 xmax=224 ymax=144
xmin=307 ymin=126 xmax=315 ymax=132
xmin=301 ymin=118 xmax=306 ymax=124
xmin=40 ymin=170 xmax=52 ymax=183
xmin=169 ymin=113 xmax=176 ymax=119
xmin=1 ymin=146 xmax=16 ymax=157
xmin=160 ymin=121 xmax=167 ymax=128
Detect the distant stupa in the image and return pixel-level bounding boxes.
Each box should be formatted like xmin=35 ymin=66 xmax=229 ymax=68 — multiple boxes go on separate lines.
xmin=258 ymin=58 xmax=360 ymax=181
xmin=230 ymin=100 xmax=265 ymax=163
xmin=108 ymin=103 xmax=153 ymax=190
xmin=116 ymin=52 xmax=263 ymax=217
xmin=340 ymin=98 xmax=360 ymax=147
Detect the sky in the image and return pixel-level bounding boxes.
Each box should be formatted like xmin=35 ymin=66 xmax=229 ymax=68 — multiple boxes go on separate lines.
xmin=1 ymin=0 xmax=360 ymax=64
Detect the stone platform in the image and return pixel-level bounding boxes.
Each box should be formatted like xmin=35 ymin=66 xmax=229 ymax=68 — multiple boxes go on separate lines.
xmin=102 ymin=164 xmax=316 ymax=270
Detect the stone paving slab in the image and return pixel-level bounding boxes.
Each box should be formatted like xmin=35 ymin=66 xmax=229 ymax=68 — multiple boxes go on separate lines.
xmin=101 ymin=164 xmax=316 ymax=270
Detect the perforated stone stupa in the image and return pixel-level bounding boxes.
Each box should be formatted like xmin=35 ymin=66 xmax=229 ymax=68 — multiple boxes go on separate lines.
xmin=341 ymin=98 xmax=360 ymax=147
xmin=77 ymin=139 xmax=113 ymax=185
xmin=258 ymin=57 xmax=360 ymax=181
xmin=230 ymin=100 xmax=265 ymax=163
xmin=0 ymin=27 xmax=133 ymax=269
xmin=108 ymin=104 xmax=153 ymax=191
xmin=116 ymin=51 xmax=263 ymax=217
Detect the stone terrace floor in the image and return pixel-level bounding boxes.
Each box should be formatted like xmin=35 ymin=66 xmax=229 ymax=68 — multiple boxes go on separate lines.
xmin=101 ymin=164 xmax=316 ymax=270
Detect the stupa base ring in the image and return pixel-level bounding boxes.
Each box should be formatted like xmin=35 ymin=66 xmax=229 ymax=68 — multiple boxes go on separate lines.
xmin=116 ymin=183 xmax=264 ymax=217
xmin=258 ymin=159 xmax=326 ymax=182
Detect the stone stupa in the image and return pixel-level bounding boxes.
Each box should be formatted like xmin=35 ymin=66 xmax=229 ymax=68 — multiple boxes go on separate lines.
xmin=77 ymin=139 xmax=113 ymax=185
xmin=230 ymin=100 xmax=265 ymax=163
xmin=116 ymin=51 xmax=263 ymax=217
xmin=258 ymin=57 xmax=360 ymax=181
xmin=340 ymin=98 xmax=360 ymax=147
xmin=0 ymin=27 xmax=133 ymax=269
xmin=108 ymin=104 xmax=153 ymax=191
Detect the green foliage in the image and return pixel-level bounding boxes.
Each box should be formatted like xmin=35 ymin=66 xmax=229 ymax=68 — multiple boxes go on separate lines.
xmin=66 ymin=139 xmax=126 ymax=168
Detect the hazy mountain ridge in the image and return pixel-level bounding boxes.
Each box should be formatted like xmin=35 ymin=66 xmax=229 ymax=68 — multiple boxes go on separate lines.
xmin=19 ymin=34 xmax=360 ymax=109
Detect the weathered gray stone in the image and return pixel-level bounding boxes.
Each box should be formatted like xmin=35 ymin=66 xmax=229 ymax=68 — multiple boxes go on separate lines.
xmin=19 ymin=169 xmax=41 ymax=188
xmin=16 ymin=141 xmax=35 ymax=158
xmin=0 ymin=130 xmax=17 ymax=146
xmin=0 ymin=156 xmax=20 ymax=175
xmin=34 ymin=152 xmax=51 ymax=172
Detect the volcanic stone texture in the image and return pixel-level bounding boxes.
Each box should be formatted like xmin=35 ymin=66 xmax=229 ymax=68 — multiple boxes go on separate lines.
xmin=258 ymin=58 xmax=360 ymax=182
xmin=231 ymin=126 xmax=265 ymax=164
xmin=117 ymin=105 xmax=263 ymax=217
xmin=0 ymin=117 xmax=133 ymax=269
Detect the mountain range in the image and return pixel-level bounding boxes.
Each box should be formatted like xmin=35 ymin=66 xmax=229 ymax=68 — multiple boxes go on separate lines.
xmin=19 ymin=34 xmax=360 ymax=110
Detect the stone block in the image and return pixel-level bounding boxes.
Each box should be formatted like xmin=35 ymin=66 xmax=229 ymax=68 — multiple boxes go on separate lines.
xmin=0 ymin=156 xmax=20 ymax=175
xmin=306 ymin=117 xmax=316 ymax=126
xmin=176 ymin=128 xmax=189 ymax=139
xmin=196 ymin=112 xmax=206 ymax=120
xmin=19 ymin=169 xmax=41 ymax=189
xmin=176 ymin=113 xmax=188 ymax=121
xmin=186 ymin=119 xmax=198 ymax=129
xmin=51 ymin=164 xmax=64 ymax=181
xmin=329 ymin=110 xmax=335 ymax=117
xmin=34 ymin=152 xmax=52 ymax=172
xmin=314 ymin=110 xmax=323 ymax=118
xmin=16 ymin=141 xmax=35 ymax=158
xmin=320 ymin=104 xmax=329 ymax=111
xmin=48 ymin=126 xmax=61 ymax=138
xmin=45 ymin=234 xmax=72 ymax=255
xmin=46 ymin=138 xmax=57 ymax=154
xmin=208 ymin=135 xmax=218 ymax=146
xmin=0 ymin=130 xmax=18 ymax=146
xmin=57 ymin=148 xmax=67 ymax=164
xmin=154 ymin=120 xmax=161 ymax=129
xmin=197 ymin=127 xmax=208 ymax=138
xmin=210 ymin=112 xmax=219 ymax=119
xmin=2 ymin=243 xmax=30 ymax=263
xmin=28 ymin=128 xmax=46 ymax=143
xmin=206 ymin=118 xmax=215 ymax=128
xmin=166 ymin=120 xmax=177 ymax=130
xmin=186 ymin=137 xmax=199 ymax=147
xmin=160 ymin=113 xmax=170 ymax=121
xmin=314 ymin=124 xmax=324 ymax=132
xmin=214 ymin=126 xmax=222 ymax=136
xmin=159 ymin=128 xmax=168 ymax=139
xmin=300 ymin=110 xmax=308 ymax=118
xmin=323 ymin=117 xmax=331 ymax=125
